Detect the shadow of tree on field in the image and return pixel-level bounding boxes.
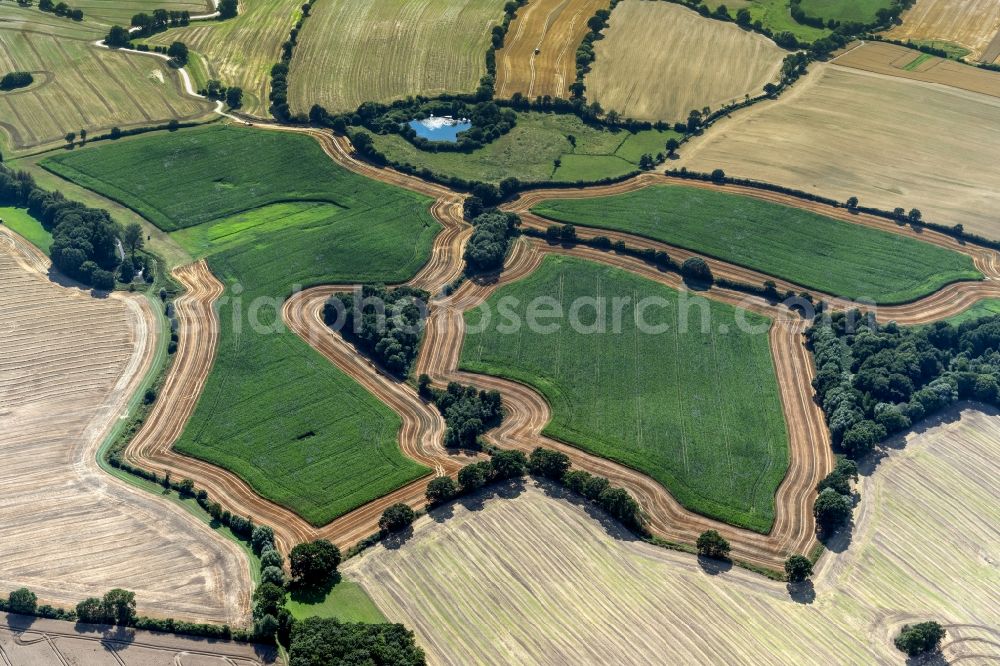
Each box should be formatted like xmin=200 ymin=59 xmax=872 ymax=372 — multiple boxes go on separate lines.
xmin=382 ymin=526 xmax=415 ymax=550
xmin=696 ymin=555 xmax=732 ymax=576
xmin=787 ymin=580 xmax=816 ymax=605
xmin=536 ymin=479 xmax=640 ymax=543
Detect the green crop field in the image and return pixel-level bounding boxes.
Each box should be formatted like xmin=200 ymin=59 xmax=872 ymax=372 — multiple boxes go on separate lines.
xmin=797 ymin=0 xmax=892 ymax=24
xmin=747 ymin=0 xmax=830 ymax=42
xmin=42 ymin=125 xmax=418 ymax=232
xmin=0 ymin=6 xmax=213 ymax=154
xmin=532 ymin=184 xmax=980 ymax=303
xmin=942 ymin=299 xmax=1000 ymax=326
xmin=902 ymin=52 xmax=934 ymax=70
xmin=46 ymin=124 xmax=440 ymax=525
xmin=367 ymin=112 xmax=680 ymax=184
xmin=146 ymin=0 xmax=302 ymax=116
xmin=288 ymin=0 xmax=507 ymax=114
xmin=0 ymin=207 xmax=53 ymax=254
xmin=461 ymin=255 xmax=789 ymax=532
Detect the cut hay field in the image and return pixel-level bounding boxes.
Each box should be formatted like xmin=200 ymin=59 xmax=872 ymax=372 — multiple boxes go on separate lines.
xmin=146 ymin=0 xmax=302 ymax=116
xmin=533 ymin=183 xmax=980 ymax=303
xmin=584 ymin=0 xmax=785 ymax=122
xmin=0 ymin=6 xmax=213 ymax=154
xmin=288 ymin=0 xmax=507 ymax=115
xmin=885 ymin=0 xmax=1000 ymax=63
xmin=344 ymin=406 xmax=1000 ymax=665
xmin=495 ymin=0 xmax=610 ymax=100
xmin=833 ymin=41 xmax=1000 ymax=98
xmin=367 ymin=111 xmax=679 ymax=184
xmin=44 ymin=125 xmax=440 ymax=526
xmin=73 ymin=0 xmax=213 ymax=26
xmin=677 ymin=63 xmax=1000 ymax=239
xmin=461 ymin=255 xmax=789 ymax=532
xmin=798 ymin=0 xmax=892 ymax=24
xmin=0 ymin=227 xmax=251 ymax=624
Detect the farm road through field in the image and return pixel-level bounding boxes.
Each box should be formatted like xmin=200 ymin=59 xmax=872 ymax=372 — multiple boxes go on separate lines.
xmin=114 ymin=116 xmax=1000 ymax=571
xmin=0 ymin=227 xmax=252 ymax=624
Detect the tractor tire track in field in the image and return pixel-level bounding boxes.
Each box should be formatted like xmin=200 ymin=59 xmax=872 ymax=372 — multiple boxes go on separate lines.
xmin=119 ymin=127 xmax=1000 ymax=571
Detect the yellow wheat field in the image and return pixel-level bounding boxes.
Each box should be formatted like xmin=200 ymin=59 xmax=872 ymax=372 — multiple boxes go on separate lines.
xmin=584 ymin=0 xmax=784 ymax=122
xmin=345 ymin=405 xmax=1000 ymax=665
xmin=885 ymin=0 xmax=1000 ymax=63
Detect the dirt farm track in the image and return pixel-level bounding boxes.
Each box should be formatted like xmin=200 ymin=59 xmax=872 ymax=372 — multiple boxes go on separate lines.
xmin=0 ymin=227 xmax=252 ymax=624
xmin=109 ymin=119 xmax=1000 ymax=574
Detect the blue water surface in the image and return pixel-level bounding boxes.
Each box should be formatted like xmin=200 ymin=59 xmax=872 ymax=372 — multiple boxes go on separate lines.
xmin=408 ymin=118 xmax=472 ymax=143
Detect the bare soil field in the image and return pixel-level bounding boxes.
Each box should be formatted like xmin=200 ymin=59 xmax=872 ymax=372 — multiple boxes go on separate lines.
xmin=287 ymin=0 xmax=507 ymax=114
xmin=677 ymin=63 xmax=1000 ymax=239
xmin=585 ymin=0 xmax=784 ymax=121
xmin=884 ymin=0 xmax=1000 ymax=63
xmin=834 ymin=41 xmax=1000 ymax=98
xmin=0 ymin=227 xmax=251 ymax=624
xmin=0 ymin=6 xmax=213 ymax=154
xmin=495 ymin=0 xmax=610 ymax=100
xmin=344 ymin=406 xmax=1000 ymax=665
xmin=0 ymin=613 xmax=276 ymax=665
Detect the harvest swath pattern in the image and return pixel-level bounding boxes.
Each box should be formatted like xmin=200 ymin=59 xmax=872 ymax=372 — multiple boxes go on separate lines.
xmin=885 ymin=0 xmax=1000 ymax=63
xmin=288 ymin=0 xmax=507 ymax=114
xmin=495 ymin=0 xmax=610 ymax=99
xmin=0 ymin=227 xmax=251 ymax=624
xmin=585 ymin=0 xmax=785 ymax=122
xmin=462 ymin=255 xmax=789 ymax=532
xmin=0 ymin=7 xmax=212 ymax=153
xmin=146 ymin=0 xmax=302 ymax=116
xmin=532 ymin=183 xmax=980 ymax=303
xmin=347 ymin=406 xmax=1000 ymax=665
xmin=678 ymin=63 xmax=1000 ymax=240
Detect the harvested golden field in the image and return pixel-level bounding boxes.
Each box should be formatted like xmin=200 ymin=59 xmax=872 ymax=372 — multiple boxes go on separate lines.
xmin=288 ymin=0 xmax=507 ymax=114
xmin=0 ymin=227 xmax=251 ymax=624
xmin=495 ymin=0 xmax=610 ymax=100
xmin=885 ymin=0 xmax=1000 ymax=63
xmin=344 ymin=406 xmax=1000 ymax=665
xmin=677 ymin=64 xmax=1000 ymax=239
xmin=146 ymin=0 xmax=303 ymax=116
xmin=834 ymin=41 xmax=1000 ymax=98
xmin=584 ymin=0 xmax=784 ymax=121
xmin=0 ymin=6 xmax=212 ymax=153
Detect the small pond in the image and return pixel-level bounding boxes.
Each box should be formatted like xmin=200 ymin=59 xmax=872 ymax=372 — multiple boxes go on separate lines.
xmin=407 ymin=116 xmax=472 ymax=143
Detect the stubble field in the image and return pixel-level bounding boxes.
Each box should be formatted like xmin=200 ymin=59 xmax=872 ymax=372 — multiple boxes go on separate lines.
xmin=585 ymin=0 xmax=785 ymax=122
xmin=0 ymin=6 xmax=213 ymax=153
xmin=885 ymin=0 xmax=1000 ymax=63
xmin=345 ymin=406 xmax=1000 ymax=665
xmin=0 ymin=227 xmax=251 ymax=624
xmin=288 ymin=0 xmax=507 ymax=114
xmin=677 ymin=64 xmax=1000 ymax=239
xmin=495 ymin=0 xmax=610 ymax=100
xmin=461 ymin=255 xmax=789 ymax=532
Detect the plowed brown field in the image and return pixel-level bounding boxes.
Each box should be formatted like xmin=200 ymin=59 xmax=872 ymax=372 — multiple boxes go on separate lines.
xmin=344 ymin=405 xmax=1000 ymax=665
xmin=495 ymin=0 xmax=610 ymax=100
xmin=0 ymin=227 xmax=251 ymax=624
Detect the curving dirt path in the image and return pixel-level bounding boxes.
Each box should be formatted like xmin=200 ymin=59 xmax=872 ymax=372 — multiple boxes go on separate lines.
xmin=117 ymin=128 xmax=1000 ymax=571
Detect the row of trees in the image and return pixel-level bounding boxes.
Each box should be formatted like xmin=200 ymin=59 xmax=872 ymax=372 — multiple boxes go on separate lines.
xmin=0 ymin=165 xmax=122 ymax=288
xmin=324 ymin=285 xmax=428 ymax=378
xmin=201 ymin=79 xmax=244 ymax=109
xmin=268 ymin=0 xmax=314 ymax=120
xmin=419 ymin=378 xmax=504 ymax=449
xmin=129 ymin=9 xmax=190 ymax=36
xmin=289 ymin=617 xmax=425 ymax=666
xmin=808 ymin=310 xmax=1000 ymax=459
xmin=38 ymin=0 xmax=82 ymax=20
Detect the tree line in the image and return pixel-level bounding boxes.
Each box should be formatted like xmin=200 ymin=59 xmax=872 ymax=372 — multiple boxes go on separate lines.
xmin=37 ymin=0 xmax=82 ymax=21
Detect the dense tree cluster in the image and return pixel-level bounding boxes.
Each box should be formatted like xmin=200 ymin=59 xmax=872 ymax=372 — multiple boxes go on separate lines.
xmin=38 ymin=0 xmax=83 ymax=20
xmin=217 ymin=0 xmax=238 ymax=19
xmin=419 ymin=378 xmax=503 ymax=449
xmin=76 ymin=589 xmax=136 ymax=625
xmin=129 ymin=9 xmax=190 ymax=37
xmin=324 ymin=285 xmax=427 ymax=378
xmin=0 ymin=71 xmax=33 ymax=90
xmin=7 ymin=588 xmax=37 ymax=615
xmin=166 ymin=41 xmax=189 ymax=66
xmin=464 ymin=211 xmax=519 ymax=273
xmin=289 ymin=617 xmax=425 ymax=666
xmin=809 ymin=310 xmax=1000 ymax=459
xmin=200 ymin=79 xmax=243 ymax=108
xmin=0 ymin=165 xmax=122 ymax=288
xmin=895 ymin=622 xmax=946 ymax=657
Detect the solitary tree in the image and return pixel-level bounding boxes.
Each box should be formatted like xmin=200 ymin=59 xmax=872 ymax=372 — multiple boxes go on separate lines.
xmin=379 ymin=503 xmax=416 ymax=533
xmin=814 ymin=488 xmax=852 ymax=533
xmin=665 ymin=138 xmax=680 ymax=156
xmin=425 ymin=476 xmax=457 ymax=505
xmin=895 ymin=622 xmax=946 ymax=657
xmin=7 ymin=588 xmax=37 ymax=615
xmin=289 ymin=539 xmax=341 ymax=587
xmin=845 ymin=196 xmax=858 ymax=210
xmin=458 ymin=461 xmax=489 ymax=492
xmin=696 ymin=530 xmax=731 ymax=559
xmin=225 ymin=86 xmax=243 ymax=109
xmin=907 ymin=208 xmax=923 ymax=224
xmin=784 ymin=555 xmax=813 ymax=582
xmin=65 ymin=131 xmax=76 ymax=145
xmin=123 ymin=222 xmax=143 ymax=258
xmin=680 ymin=257 xmax=714 ymax=284
xmin=166 ymin=41 xmax=188 ymax=65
